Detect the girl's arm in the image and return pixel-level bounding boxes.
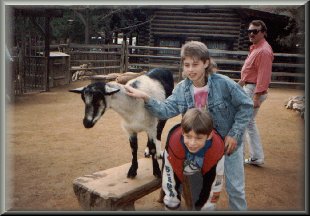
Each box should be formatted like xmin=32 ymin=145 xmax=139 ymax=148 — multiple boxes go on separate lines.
xmin=227 ymin=83 xmax=254 ymax=144
xmin=125 ymin=82 xmax=189 ymax=120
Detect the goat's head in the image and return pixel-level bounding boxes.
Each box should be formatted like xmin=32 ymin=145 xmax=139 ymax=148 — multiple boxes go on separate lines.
xmin=70 ymin=82 xmax=120 ymax=128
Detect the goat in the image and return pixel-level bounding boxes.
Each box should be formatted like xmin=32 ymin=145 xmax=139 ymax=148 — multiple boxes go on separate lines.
xmin=70 ymin=68 xmax=174 ymax=178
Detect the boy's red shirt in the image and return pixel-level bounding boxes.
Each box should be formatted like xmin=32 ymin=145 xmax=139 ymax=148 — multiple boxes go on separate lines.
xmin=166 ymin=125 xmax=225 ymax=182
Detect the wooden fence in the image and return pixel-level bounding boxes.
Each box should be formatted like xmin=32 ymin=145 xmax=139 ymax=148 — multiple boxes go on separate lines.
xmin=66 ymin=42 xmax=305 ymax=88
xmin=66 ymin=43 xmax=126 ymax=74
xmin=12 ymin=42 xmax=303 ymax=96
xmin=12 ymin=55 xmax=47 ymax=95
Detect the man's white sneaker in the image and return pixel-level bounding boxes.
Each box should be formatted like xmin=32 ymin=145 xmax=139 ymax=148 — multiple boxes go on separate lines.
xmin=244 ymin=158 xmax=264 ymax=166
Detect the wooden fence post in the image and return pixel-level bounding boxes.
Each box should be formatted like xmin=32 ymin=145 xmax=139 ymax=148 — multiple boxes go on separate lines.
xmin=178 ymin=58 xmax=183 ymax=82
xmin=124 ymin=40 xmax=129 ymax=72
xmin=120 ymin=40 xmax=129 ymax=73
xmin=182 ymin=174 xmax=194 ymax=210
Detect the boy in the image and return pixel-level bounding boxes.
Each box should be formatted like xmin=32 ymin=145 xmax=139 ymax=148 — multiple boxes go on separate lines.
xmin=162 ymin=108 xmax=225 ymax=210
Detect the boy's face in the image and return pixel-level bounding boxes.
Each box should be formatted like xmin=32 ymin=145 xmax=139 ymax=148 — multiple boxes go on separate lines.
xmin=183 ymin=57 xmax=209 ymax=83
xmin=183 ymin=130 xmax=211 ymax=153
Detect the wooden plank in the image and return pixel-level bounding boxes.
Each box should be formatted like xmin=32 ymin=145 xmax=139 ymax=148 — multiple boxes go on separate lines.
xmin=273 ymin=53 xmax=305 ymax=58
xmin=270 ymin=81 xmax=304 ymax=86
xmin=150 ymin=26 xmax=240 ymax=35
xmin=272 ymin=62 xmax=304 ymax=68
xmin=154 ymin=15 xmax=240 ymax=22
xmin=152 ymin=19 xmax=241 ymax=27
xmin=69 ymin=43 xmax=122 ymax=50
xmin=231 ymin=78 xmax=305 ymax=86
xmin=70 ymin=66 xmax=121 ymax=71
xmin=15 ymin=8 xmax=63 ymax=17
xmin=218 ymin=69 xmax=240 ymax=74
xmin=127 ymin=46 xmax=304 ymax=61
xmin=129 ymin=54 xmax=180 ymax=60
xmin=152 ymin=31 xmax=239 ymax=39
xmin=128 ymin=45 xmax=180 ymax=51
xmin=128 ymin=46 xmax=304 ymax=60
xmin=71 ymin=59 xmax=119 ymax=64
xmin=215 ymin=58 xmax=244 ymax=65
xmin=218 ymin=70 xmax=305 ymax=78
xmin=151 ymin=23 xmax=240 ymax=31
xmin=272 ymin=72 xmax=305 ymax=77
xmin=155 ymin=10 xmax=240 ymax=18
xmin=73 ymin=158 xmax=162 ymax=210
xmin=129 ymin=63 xmax=179 ymax=70
xmin=69 ymin=51 xmax=121 ymax=55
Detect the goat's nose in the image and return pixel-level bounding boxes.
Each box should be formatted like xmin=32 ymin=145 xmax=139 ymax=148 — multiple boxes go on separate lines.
xmin=83 ymin=118 xmax=94 ymax=128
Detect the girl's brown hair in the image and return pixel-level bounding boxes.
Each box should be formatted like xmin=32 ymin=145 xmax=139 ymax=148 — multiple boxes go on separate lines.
xmin=181 ymin=108 xmax=213 ymax=135
xmin=180 ymin=41 xmax=217 ymax=77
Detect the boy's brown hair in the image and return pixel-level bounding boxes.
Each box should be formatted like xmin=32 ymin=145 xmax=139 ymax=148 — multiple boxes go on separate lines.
xmin=181 ymin=108 xmax=213 ymax=135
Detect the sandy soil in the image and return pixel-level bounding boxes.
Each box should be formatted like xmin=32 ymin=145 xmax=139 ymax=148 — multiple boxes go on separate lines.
xmin=5 ymin=79 xmax=305 ymax=212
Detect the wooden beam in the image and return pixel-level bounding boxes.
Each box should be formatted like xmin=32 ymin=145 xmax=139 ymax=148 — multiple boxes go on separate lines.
xmin=15 ymin=8 xmax=63 ymax=18
xmin=45 ymin=15 xmax=50 ymax=91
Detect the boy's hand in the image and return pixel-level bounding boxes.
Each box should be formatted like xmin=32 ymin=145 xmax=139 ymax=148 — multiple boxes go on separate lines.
xmin=224 ymin=136 xmax=237 ymax=156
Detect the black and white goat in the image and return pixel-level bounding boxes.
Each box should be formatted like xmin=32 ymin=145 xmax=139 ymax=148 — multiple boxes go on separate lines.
xmin=70 ymin=68 xmax=174 ymax=178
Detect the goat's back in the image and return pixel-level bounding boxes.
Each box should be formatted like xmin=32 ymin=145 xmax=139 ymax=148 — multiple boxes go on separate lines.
xmin=126 ymin=68 xmax=174 ymax=101
xmin=145 ymin=68 xmax=174 ymax=98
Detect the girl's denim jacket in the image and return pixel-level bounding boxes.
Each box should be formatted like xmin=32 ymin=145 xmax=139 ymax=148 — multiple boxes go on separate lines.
xmin=145 ymin=73 xmax=254 ymax=145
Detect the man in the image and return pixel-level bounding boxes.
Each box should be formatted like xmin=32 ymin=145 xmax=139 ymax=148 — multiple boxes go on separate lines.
xmin=238 ymin=20 xmax=274 ymax=166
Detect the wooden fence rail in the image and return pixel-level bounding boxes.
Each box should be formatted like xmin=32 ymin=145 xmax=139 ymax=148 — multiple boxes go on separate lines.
xmin=17 ymin=43 xmax=304 ymax=93
xmin=125 ymin=44 xmax=305 ymax=87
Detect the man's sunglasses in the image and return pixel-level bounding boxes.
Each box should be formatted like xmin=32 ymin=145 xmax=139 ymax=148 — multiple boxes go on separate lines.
xmin=247 ymin=29 xmax=262 ymax=35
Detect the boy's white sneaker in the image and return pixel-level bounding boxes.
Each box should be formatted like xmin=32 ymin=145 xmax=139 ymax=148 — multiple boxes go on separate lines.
xmin=244 ymin=158 xmax=264 ymax=166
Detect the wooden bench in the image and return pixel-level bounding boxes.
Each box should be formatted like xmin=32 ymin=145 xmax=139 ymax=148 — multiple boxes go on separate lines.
xmin=73 ymin=158 xmax=162 ymax=211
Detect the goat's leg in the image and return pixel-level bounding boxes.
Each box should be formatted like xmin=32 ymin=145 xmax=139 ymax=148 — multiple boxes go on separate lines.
xmin=147 ymin=136 xmax=161 ymax=178
xmin=127 ymin=134 xmax=138 ymax=178
xmin=156 ymin=119 xmax=167 ymax=159
xmin=144 ymin=119 xmax=167 ymax=158
xmin=144 ymin=147 xmax=150 ymax=158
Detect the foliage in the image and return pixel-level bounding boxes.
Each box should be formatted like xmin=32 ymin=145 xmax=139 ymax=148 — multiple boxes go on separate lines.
xmin=273 ymin=6 xmax=305 ymax=53
xmin=49 ymin=7 xmax=152 ymax=44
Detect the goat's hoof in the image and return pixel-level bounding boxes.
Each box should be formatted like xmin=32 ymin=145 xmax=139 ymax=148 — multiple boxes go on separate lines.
xmin=127 ymin=167 xmax=137 ymax=179
xmin=144 ymin=147 xmax=150 ymax=158
xmin=127 ymin=172 xmax=137 ymax=179
xmin=153 ymin=170 xmax=162 ymax=179
xmin=156 ymin=150 xmax=164 ymax=159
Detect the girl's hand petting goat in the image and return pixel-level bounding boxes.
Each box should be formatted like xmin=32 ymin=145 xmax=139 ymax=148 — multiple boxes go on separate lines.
xmin=124 ymin=85 xmax=150 ymax=102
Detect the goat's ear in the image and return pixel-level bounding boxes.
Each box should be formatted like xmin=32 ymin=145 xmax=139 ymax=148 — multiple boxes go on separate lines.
xmin=105 ymin=84 xmax=120 ymax=95
xmin=69 ymin=87 xmax=85 ymax=94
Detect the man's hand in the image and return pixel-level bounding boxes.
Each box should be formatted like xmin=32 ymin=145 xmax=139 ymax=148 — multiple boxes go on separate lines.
xmin=238 ymin=80 xmax=245 ymax=87
xmin=224 ymin=136 xmax=237 ymax=156
xmin=253 ymin=94 xmax=261 ymax=108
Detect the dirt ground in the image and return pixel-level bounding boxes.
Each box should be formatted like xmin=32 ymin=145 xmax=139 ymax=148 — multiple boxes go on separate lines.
xmin=5 ymin=79 xmax=305 ymax=212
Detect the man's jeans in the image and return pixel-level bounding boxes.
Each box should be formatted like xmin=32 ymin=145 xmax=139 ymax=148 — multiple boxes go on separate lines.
xmin=243 ymin=84 xmax=267 ymax=160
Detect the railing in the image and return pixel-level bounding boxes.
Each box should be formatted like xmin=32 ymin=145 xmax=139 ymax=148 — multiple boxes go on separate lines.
xmin=55 ymin=43 xmax=306 ymax=88
xmin=126 ymin=45 xmax=305 ymax=87
xmin=67 ymin=43 xmax=126 ymax=74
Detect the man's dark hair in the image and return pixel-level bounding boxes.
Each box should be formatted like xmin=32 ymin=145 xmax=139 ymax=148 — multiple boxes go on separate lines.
xmin=250 ymin=20 xmax=268 ymax=37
